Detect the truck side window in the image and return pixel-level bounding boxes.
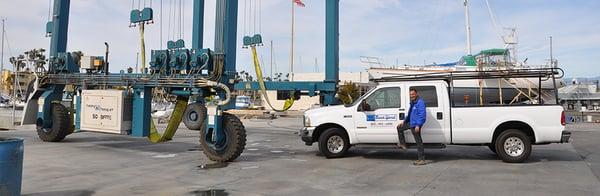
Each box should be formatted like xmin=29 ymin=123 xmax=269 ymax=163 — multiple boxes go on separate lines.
xmin=364 ymin=87 xmax=401 ymax=110
xmin=411 ymin=86 xmax=438 ymax=107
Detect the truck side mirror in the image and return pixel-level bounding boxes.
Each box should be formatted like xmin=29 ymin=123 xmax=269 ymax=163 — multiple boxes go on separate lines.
xmin=359 ymin=100 xmax=371 ymax=112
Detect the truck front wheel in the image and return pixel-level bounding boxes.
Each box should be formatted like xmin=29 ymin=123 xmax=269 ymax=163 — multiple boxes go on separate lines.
xmin=318 ymin=128 xmax=350 ymax=158
xmin=494 ymin=129 xmax=532 ymax=163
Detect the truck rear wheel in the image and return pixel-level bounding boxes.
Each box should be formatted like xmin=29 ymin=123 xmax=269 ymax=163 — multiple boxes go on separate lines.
xmin=183 ymin=103 xmax=207 ymax=130
xmin=36 ymin=103 xmax=73 ymax=142
xmin=199 ymin=113 xmax=246 ymax=162
xmin=318 ymin=128 xmax=350 ymax=158
xmin=494 ymin=129 xmax=531 ymax=163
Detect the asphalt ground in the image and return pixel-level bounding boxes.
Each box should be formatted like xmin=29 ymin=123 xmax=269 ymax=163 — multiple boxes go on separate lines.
xmin=1 ymin=119 xmax=599 ymax=196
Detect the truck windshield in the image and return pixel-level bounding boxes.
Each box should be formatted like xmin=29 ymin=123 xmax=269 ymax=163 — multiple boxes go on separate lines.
xmin=347 ymin=87 xmax=376 ymax=107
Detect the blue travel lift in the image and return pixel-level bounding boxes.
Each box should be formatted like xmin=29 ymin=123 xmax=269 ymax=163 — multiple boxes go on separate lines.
xmin=23 ymin=0 xmax=340 ymax=162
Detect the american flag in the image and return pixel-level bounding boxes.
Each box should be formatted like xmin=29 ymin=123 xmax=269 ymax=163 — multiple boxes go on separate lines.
xmin=294 ymin=0 xmax=305 ymax=7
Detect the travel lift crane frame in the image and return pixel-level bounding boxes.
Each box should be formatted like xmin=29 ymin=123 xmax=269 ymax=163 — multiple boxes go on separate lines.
xmin=22 ymin=0 xmax=340 ymax=162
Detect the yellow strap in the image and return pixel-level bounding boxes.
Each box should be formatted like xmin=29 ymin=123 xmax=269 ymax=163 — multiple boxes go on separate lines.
xmin=148 ymin=96 xmax=189 ymax=143
xmin=139 ymin=23 xmax=147 ymax=73
xmin=250 ymin=46 xmax=295 ymax=112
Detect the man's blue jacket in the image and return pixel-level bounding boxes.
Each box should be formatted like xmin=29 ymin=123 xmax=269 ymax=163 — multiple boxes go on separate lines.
xmin=406 ymin=97 xmax=426 ymax=128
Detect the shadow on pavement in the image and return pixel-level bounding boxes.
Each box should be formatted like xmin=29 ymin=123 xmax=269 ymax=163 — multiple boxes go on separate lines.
xmin=23 ymin=190 xmax=95 ymax=196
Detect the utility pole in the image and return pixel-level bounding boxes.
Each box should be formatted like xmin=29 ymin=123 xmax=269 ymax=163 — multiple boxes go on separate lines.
xmin=550 ymin=36 xmax=554 ymax=68
xmin=136 ymin=52 xmax=139 ymax=73
xmin=270 ymin=40 xmax=273 ymax=79
xmin=464 ymin=0 xmax=473 ymax=55
xmin=290 ymin=0 xmax=295 ymax=81
xmin=12 ymin=58 xmax=16 ymax=127
xmin=314 ymin=57 xmax=318 ymax=72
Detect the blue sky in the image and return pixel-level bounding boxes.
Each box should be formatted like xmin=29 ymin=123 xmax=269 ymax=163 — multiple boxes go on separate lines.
xmin=0 ymin=0 xmax=598 ymax=78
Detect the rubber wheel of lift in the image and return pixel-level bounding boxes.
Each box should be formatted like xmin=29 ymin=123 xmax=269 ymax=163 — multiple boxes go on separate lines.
xmin=183 ymin=103 xmax=207 ymax=131
xmin=36 ymin=103 xmax=73 ymax=142
xmin=494 ymin=129 xmax=532 ymax=163
xmin=318 ymin=127 xmax=350 ymax=159
xmin=199 ymin=113 xmax=247 ymax=162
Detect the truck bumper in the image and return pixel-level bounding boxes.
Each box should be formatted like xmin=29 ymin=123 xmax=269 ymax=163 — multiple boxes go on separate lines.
xmin=561 ymin=131 xmax=571 ymax=143
xmin=299 ymin=127 xmax=316 ymax=146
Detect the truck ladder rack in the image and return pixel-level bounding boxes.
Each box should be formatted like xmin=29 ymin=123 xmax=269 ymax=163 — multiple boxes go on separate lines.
xmin=372 ymin=68 xmax=564 ymax=83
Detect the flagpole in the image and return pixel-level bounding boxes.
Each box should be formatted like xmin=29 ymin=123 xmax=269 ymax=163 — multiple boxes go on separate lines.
xmin=290 ymin=0 xmax=295 ymax=81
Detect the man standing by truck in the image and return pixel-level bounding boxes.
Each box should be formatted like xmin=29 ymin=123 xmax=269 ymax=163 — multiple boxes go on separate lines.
xmin=397 ymin=88 xmax=427 ymax=165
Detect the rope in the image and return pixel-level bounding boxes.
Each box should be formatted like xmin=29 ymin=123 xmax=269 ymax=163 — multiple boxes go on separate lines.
xmin=3 ymin=23 xmax=14 ymax=58
xmin=167 ymin=0 xmax=172 ymax=41
xmin=182 ymin=0 xmax=185 ymax=40
xmin=172 ymin=0 xmax=176 ymax=40
xmin=485 ymin=0 xmax=506 ymax=43
xmin=179 ymin=0 xmax=182 ymax=40
xmin=259 ymin=0 xmax=262 ymax=34
xmin=253 ymin=0 xmax=257 ymax=35
xmin=243 ymin=0 xmax=247 ymax=36
xmin=160 ymin=0 xmax=163 ymax=49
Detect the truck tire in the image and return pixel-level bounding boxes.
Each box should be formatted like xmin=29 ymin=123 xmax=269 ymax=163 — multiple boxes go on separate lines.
xmin=494 ymin=129 xmax=531 ymax=163
xmin=183 ymin=103 xmax=207 ymax=130
xmin=36 ymin=103 xmax=73 ymax=142
xmin=318 ymin=128 xmax=350 ymax=158
xmin=199 ymin=113 xmax=246 ymax=162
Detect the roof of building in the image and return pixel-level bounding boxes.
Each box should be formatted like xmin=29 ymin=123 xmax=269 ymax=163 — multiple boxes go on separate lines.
xmin=559 ymin=84 xmax=600 ymax=100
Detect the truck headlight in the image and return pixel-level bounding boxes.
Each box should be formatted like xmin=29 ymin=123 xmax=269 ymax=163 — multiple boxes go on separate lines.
xmin=304 ymin=116 xmax=311 ymax=127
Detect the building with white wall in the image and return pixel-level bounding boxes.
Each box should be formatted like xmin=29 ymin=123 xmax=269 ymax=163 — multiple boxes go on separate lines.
xmin=263 ymin=72 xmax=372 ymax=111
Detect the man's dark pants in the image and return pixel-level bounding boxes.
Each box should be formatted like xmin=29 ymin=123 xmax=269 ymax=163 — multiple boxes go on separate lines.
xmin=397 ymin=126 xmax=425 ymax=160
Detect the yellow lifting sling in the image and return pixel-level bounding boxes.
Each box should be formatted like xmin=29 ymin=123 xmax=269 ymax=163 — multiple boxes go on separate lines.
xmin=250 ymin=46 xmax=295 ymax=112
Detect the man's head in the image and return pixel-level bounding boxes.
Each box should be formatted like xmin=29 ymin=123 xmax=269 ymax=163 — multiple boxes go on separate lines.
xmin=409 ymin=88 xmax=418 ymax=102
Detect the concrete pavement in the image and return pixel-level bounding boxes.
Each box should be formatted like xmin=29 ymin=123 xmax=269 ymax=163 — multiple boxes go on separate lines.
xmin=1 ymin=119 xmax=599 ymax=195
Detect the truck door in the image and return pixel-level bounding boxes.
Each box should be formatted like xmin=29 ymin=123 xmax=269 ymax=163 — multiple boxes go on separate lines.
xmin=404 ymin=84 xmax=448 ymax=143
xmin=354 ymin=86 xmax=404 ymax=143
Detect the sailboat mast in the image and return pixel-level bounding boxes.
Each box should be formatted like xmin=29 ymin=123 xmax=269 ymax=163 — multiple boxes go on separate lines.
xmin=464 ymin=0 xmax=473 ymax=55
xmin=1 ymin=19 xmax=4 ymax=74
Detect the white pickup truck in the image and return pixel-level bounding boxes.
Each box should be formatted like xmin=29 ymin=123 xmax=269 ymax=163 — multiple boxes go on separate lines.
xmin=300 ymin=78 xmax=570 ymax=163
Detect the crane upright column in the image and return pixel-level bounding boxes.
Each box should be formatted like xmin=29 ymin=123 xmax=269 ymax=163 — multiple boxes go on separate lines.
xmin=324 ymin=0 xmax=340 ymax=105
xmin=49 ymin=0 xmax=70 ymax=60
xmin=192 ymin=0 xmax=205 ymax=50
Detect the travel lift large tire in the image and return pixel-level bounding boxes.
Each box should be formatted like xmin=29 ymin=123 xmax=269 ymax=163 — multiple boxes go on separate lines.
xmin=182 ymin=103 xmax=207 ymax=130
xmin=199 ymin=113 xmax=247 ymax=162
xmin=36 ymin=103 xmax=73 ymax=142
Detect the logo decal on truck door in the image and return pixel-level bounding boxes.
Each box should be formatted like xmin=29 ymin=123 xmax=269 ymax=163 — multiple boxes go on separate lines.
xmin=367 ymin=114 xmax=397 ymax=121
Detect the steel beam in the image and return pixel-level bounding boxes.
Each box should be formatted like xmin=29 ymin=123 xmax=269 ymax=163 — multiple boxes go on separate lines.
xmin=49 ymin=0 xmax=70 ymax=58
xmin=192 ymin=0 xmax=205 ymax=50
xmin=235 ymin=81 xmax=336 ymax=92
xmin=324 ymin=0 xmax=340 ymax=105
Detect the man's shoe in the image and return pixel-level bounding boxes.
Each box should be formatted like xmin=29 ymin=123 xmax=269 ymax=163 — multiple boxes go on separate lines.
xmin=413 ymin=160 xmax=427 ymax=166
xmin=396 ymin=143 xmax=407 ymax=150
